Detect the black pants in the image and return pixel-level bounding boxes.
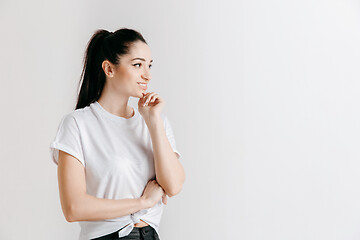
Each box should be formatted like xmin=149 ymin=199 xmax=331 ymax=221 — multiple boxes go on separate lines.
xmin=91 ymin=225 xmax=160 ymax=240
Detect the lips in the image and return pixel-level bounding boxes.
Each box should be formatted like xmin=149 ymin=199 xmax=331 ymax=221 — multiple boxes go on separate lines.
xmin=137 ymin=82 xmax=148 ymax=90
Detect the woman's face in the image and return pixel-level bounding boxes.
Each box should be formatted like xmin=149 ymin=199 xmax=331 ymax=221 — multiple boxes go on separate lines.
xmin=106 ymin=41 xmax=152 ymax=99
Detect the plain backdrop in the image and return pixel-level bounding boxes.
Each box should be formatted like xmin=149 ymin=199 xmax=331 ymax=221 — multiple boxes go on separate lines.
xmin=1 ymin=0 xmax=360 ymax=239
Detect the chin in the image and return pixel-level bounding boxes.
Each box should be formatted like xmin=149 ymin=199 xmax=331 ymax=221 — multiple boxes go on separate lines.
xmin=134 ymin=91 xmax=144 ymax=98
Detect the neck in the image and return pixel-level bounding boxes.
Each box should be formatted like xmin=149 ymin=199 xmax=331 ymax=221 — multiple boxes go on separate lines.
xmin=97 ymin=84 xmax=133 ymax=118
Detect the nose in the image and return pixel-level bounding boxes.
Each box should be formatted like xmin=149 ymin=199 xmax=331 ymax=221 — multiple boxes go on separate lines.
xmin=142 ymin=69 xmax=151 ymax=81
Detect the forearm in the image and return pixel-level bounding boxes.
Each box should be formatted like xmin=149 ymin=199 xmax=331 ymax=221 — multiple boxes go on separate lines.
xmin=146 ymin=115 xmax=185 ymax=197
xmin=67 ymin=194 xmax=148 ymax=222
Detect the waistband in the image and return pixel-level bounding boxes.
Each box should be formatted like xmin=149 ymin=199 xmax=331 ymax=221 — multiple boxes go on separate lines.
xmin=133 ymin=225 xmax=153 ymax=230
xmin=93 ymin=225 xmax=154 ymax=240
xmin=116 ymin=225 xmax=154 ymax=237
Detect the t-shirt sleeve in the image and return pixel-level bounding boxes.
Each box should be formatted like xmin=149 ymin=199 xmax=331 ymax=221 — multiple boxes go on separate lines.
xmin=163 ymin=115 xmax=182 ymax=160
xmin=49 ymin=114 xmax=85 ymax=167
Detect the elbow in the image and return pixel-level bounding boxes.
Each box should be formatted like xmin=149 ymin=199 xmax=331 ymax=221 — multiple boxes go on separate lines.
xmin=64 ymin=204 xmax=78 ymax=222
xmin=65 ymin=214 xmax=75 ymax=223
xmin=64 ymin=212 xmax=75 ymax=223
xmin=64 ymin=195 xmax=89 ymax=222
xmin=167 ymin=172 xmax=186 ymax=197
xmin=166 ymin=190 xmax=179 ymax=198
xmin=160 ymin=169 xmax=186 ymax=197
xmin=166 ymin=185 xmax=183 ymax=198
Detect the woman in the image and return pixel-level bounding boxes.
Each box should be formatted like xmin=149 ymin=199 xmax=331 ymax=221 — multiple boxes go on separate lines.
xmin=49 ymin=28 xmax=185 ymax=240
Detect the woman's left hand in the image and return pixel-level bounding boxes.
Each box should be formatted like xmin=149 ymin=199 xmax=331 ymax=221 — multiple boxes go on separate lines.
xmin=138 ymin=92 xmax=165 ymax=122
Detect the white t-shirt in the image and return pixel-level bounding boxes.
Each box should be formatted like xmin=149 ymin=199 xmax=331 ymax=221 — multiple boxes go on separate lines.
xmin=49 ymin=101 xmax=181 ymax=240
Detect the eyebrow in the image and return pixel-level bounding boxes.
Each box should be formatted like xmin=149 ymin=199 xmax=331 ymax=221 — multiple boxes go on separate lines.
xmin=131 ymin=58 xmax=153 ymax=63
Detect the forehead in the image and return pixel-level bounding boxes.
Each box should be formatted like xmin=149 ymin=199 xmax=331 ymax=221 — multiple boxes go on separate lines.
xmin=126 ymin=41 xmax=152 ymax=60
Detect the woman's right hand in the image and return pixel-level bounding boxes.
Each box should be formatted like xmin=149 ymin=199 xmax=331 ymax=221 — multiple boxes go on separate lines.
xmin=140 ymin=179 xmax=167 ymax=208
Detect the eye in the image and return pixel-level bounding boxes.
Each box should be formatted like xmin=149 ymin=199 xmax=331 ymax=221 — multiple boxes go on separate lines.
xmin=133 ymin=63 xmax=152 ymax=69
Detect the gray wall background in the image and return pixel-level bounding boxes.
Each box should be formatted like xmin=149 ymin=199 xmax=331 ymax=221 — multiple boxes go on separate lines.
xmin=1 ymin=0 xmax=360 ymax=239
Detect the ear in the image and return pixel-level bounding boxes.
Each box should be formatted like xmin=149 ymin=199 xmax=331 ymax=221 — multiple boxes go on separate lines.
xmin=101 ymin=60 xmax=115 ymax=77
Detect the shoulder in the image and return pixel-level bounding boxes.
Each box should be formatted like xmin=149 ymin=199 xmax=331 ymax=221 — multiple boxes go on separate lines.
xmin=68 ymin=104 xmax=93 ymax=119
xmin=59 ymin=104 xmax=92 ymax=128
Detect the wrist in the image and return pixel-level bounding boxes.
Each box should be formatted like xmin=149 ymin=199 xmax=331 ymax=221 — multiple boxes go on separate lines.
xmin=139 ymin=196 xmax=150 ymax=209
xmin=144 ymin=114 xmax=162 ymax=126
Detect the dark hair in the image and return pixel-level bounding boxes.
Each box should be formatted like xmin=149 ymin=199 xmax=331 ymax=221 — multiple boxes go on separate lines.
xmin=75 ymin=28 xmax=147 ymax=110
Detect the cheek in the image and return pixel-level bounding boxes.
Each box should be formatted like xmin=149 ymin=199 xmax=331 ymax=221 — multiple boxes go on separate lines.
xmin=117 ymin=72 xmax=139 ymax=91
xmin=116 ymin=69 xmax=134 ymax=84
xmin=122 ymin=68 xmax=137 ymax=80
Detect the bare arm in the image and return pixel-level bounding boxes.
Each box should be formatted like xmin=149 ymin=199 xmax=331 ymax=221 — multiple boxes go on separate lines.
xmin=145 ymin=115 xmax=186 ymax=197
xmin=57 ymin=150 xmax=150 ymax=222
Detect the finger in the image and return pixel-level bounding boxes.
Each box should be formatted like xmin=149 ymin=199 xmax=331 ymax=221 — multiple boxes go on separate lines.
xmin=141 ymin=93 xmax=148 ymax=101
xmin=145 ymin=93 xmax=155 ymax=104
xmin=152 ymin=94 xmax=164 ymax=104
xmin=147 ymin=95 xmax=158 ymax=105
xmin=162 ymin=195 xmax=167 ymax=205
xmin=140 ymin=92 xmax=148 ymax=104
xmin=144 ymin=92 xmax=153 ymax=99
xmin=144 ymin=92 xmax=156 ymax=105
xmin=149 ymin=94 xmax=160 ymax=103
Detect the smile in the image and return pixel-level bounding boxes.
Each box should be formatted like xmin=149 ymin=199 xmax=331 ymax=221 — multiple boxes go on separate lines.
xmin=137 ymin=82 xmax=148 ymax=90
